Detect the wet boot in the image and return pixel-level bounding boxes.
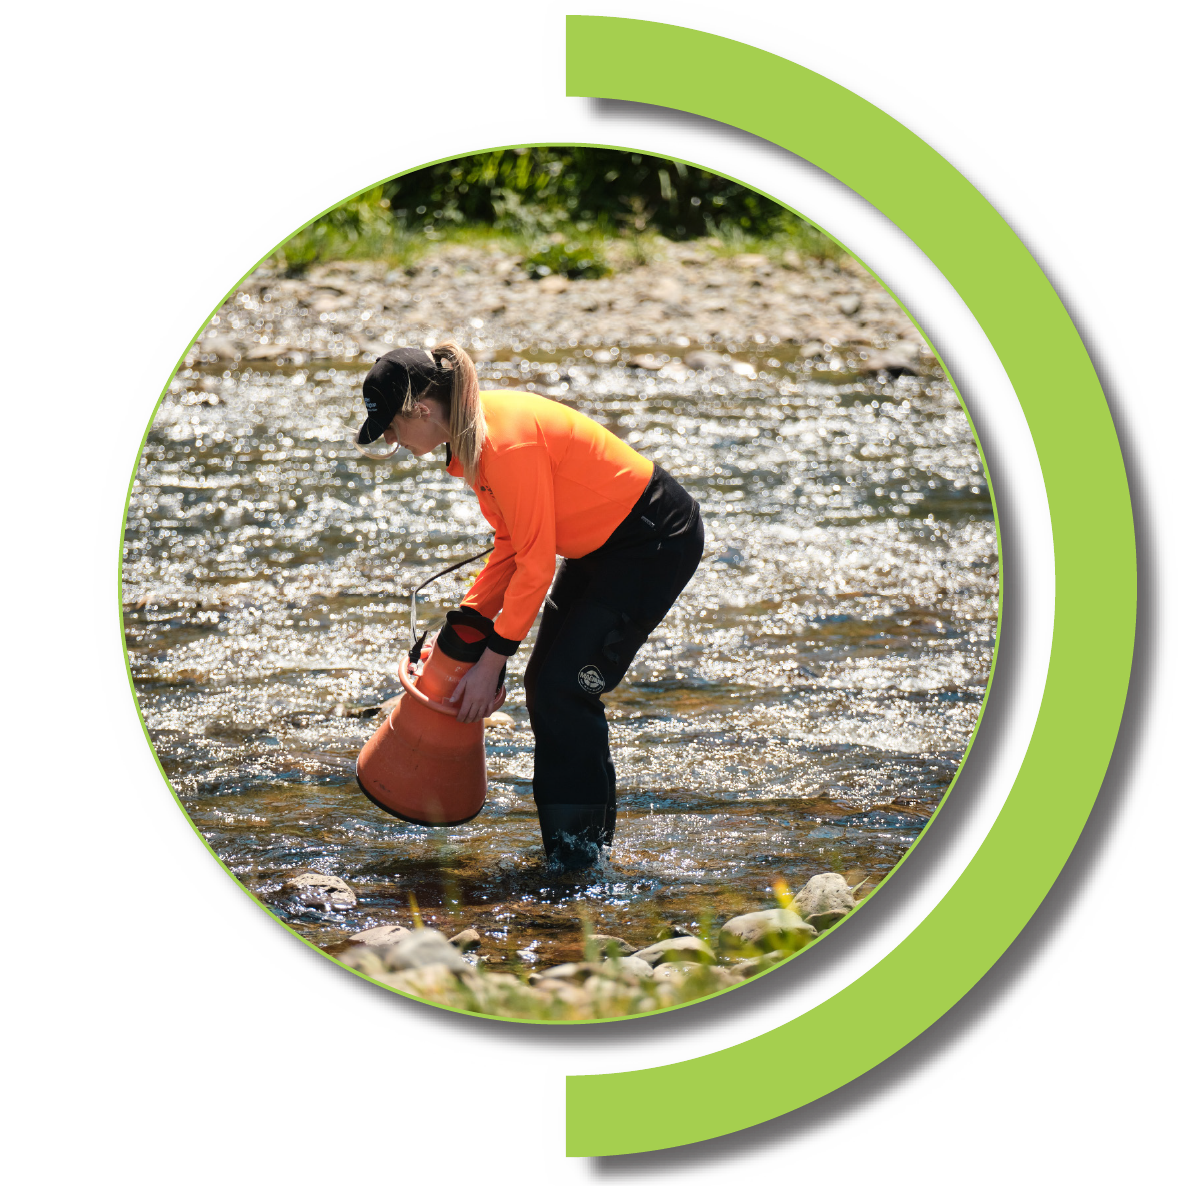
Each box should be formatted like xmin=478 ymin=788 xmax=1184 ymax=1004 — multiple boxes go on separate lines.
xmin=537 ymin=802 xmax=609 ymax=871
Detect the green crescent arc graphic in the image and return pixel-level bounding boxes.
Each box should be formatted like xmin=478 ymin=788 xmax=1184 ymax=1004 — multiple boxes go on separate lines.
xmin=564 ymin=15 xmax=1135 ymax=1157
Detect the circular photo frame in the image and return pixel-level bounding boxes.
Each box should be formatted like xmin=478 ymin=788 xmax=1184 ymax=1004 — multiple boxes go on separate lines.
xmin=123 ymin=141 xmax=997 ymax=1026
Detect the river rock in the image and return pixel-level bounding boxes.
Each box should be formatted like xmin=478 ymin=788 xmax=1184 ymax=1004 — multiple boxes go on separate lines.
xmin=706 ymin=966 xmax=746 ymax=988
xmin=283 ymin=872 xmax=357 ymax=911
xmin=448 ymin=927 xmax=481 ymax=952
xmin=836 ymin=294 xmax=862 ymax=316
xmin=650 ymin=960 xmax=703 ymax=983
xmin=793 ymin=872 xmax=857 ymax=931
xmin=203 ymin=335 xmax=241 ymax=361
xmin=589 ymin=933 xmax=638 ymax=957
xmin=583 ymin=975 xmax=644 ymax=1006
xmin=459 ymin=970 xmax=541 ymax=1012
xmin=384 ymin=929 xmax=469 ymax=972
xmin=732 ymin=951 xmax=793 ymax=978
xmin=601 ymin=955 xmax=653 ymax=981
xmin=859 ymin=343 xmax=920 ymax=375
xmin=483 ymin=711 xmax=514 ymax=729
xmin=531 ymin=978 xmax=590 ymax=1007
xmin=648 ymin=276 xmax=684 ymax=303
xmin=311 ymin=294 xmax=354 ymax=314
xmin=719 ymin=908 xmax=817 ymax=952
xmin=683 ymin=349 xmax=724 ymax=369
xmin=634 ymin=936 xmax=715 ymax=967
xmin=628 ymin=353 xmax=665 ymax=370
xmin=348 ymin=924 xmax=411 ymax=947
xmin=244 ymin=342 xmax=288 ymax=360
xmin=382 ymin=963 xmax=459 ymax=1000
xmin=531 ymin=962 xmax=601 ymax=984
xmin=336 ymin=947 xmax=388 ymax=977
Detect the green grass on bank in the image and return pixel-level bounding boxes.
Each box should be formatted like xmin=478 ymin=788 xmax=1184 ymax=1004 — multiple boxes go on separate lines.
xmin=270 ymin=213 xmax=846 ymax=276
xmin=268 ymin=147 xmax=848 ymax=275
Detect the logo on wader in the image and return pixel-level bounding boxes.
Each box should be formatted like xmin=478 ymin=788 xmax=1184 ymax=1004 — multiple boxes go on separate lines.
xmin=578 ymin=665 xmax=606 ymax=694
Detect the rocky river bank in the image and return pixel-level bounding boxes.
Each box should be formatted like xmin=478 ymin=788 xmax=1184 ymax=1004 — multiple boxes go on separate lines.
xmin=312 ymin=869 xmax=863 ymax=1020
xmin=185 ymin=237 xmax=929 ymax=381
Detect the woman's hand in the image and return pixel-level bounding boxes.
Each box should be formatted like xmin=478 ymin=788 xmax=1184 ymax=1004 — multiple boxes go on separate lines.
xmin=449 ymin=646 xmax=506 ymax=724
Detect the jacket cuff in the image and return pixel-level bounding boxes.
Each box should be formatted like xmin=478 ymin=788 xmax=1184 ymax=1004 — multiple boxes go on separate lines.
xmin=486 ymin=630 xmax=521 ymax=657
xmin=454 ymin=604 xmax=495 ymax=630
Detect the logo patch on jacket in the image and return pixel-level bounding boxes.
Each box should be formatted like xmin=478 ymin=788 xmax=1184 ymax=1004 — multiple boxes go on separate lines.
xmin=578 ymin=665 xmax=606 ymax=694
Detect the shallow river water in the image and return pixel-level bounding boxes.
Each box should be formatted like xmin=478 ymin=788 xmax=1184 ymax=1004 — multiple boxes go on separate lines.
xmin=123 ymin=341 xmax=996 ymax=971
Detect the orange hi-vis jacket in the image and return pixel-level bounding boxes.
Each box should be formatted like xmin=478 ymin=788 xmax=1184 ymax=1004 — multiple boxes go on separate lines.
xmin=446 ymin=391 xmax=653 ymax=644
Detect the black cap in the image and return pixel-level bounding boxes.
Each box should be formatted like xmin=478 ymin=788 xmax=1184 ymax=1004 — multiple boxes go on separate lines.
xmin=357 ymin=348 xmax=449 ymax=445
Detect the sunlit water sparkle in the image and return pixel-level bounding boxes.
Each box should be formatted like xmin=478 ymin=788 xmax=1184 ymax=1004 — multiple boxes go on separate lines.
xmin=124 ymin=346 xmax=996 ymax=969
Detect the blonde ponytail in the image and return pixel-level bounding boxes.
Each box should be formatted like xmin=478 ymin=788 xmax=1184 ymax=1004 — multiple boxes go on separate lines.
xmin=430 ymin=341 xmax=485 ymax=484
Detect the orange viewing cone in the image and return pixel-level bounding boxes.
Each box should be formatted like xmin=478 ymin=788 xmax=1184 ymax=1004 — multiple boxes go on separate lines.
xmin=355 ymin=613 xmax=503 ymax=826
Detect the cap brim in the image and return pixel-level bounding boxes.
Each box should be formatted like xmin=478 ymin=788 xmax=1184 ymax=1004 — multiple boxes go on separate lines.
xmin=356 ymin=415 xmax=389 ymax=446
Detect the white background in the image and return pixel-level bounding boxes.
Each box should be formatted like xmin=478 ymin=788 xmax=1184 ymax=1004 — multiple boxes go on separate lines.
xmin=4 ymin=2 xmax=1181 ymax=1181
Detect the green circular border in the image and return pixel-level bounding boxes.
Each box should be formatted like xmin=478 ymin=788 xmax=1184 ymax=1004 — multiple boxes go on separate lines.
xmin=562 ymin=15 xmax=1135 ymax=1156
xmin=119 ymin=137 xmax=999 ymax=1034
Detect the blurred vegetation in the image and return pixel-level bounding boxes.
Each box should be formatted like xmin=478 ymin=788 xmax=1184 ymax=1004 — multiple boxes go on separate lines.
xmin=523 ymin=239 xmax=613 ymax=280
xmin=273 ymin=147 xmax=844 ymax=275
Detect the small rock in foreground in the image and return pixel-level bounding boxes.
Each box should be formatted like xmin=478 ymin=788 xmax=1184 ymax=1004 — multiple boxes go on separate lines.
xmin=349 ymin=924 xmax=411 ymax=947
xmin=604 ymin=955 xmax=654 ymax=980
xmin=531 ymin=962 xmax=601 ymax=985
xmin=719 ymin=908 xmax=817 ymax=952
xmin=448 ymin=928 xmax=481 ymax=952
xmin=732 ymin=951 xmax=793 ymax=978
xmin=652 ymin=962 xmax=744 ymax=988
xmin=588 ymin=933 xmax=638 ymax=957
xmin=382 ymin=963 xmax=459 ymax=1000
xmin=384 ymin=930 xmax=469 ymax=972
xmin=634 ymin=936 xmax=715 ymax=967
xmin=793 ymin=873 xmax=857 ymax=931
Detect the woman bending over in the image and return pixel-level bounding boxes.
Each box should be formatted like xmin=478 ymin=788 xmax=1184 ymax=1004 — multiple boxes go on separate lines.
xmin=354 ymin=343 xmax=703 ymax=870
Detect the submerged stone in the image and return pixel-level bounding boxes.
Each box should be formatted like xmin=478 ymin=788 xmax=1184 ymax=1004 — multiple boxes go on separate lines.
xmin=283 ymin=872 xmax=357 ymax=911
xmin=349 ymin=924 xmax=411 ymax=947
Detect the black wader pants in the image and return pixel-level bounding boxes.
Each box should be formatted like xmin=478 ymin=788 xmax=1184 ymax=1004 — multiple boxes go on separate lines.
xmin=523 ymin=465 xmax=704 ymax=868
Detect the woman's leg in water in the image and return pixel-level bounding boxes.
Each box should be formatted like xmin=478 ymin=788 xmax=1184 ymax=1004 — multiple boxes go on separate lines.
xmin=525 ymin=518 xmax=704 ymax=869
